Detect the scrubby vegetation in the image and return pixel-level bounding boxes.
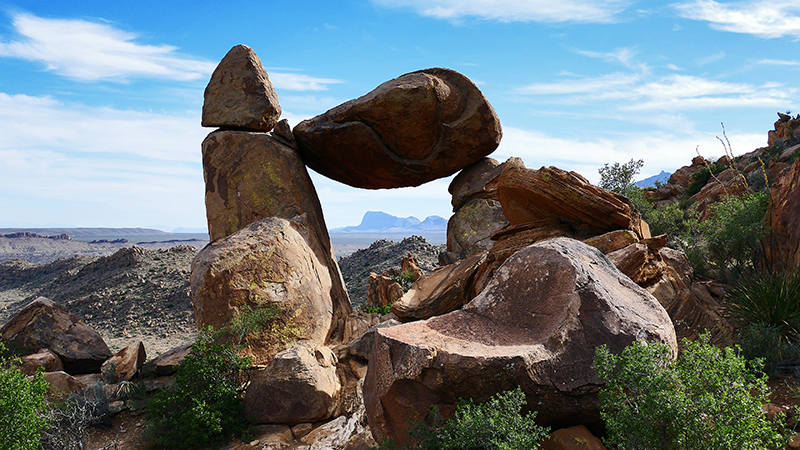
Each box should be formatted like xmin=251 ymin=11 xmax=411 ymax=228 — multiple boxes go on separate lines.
xmin=0 ymin=342 xmax=49 ymax=450
xmin=593 ymin=334 xmax=789 ymax=450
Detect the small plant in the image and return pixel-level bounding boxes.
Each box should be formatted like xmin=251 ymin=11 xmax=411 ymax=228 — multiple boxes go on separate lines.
xmin=0 ymin=342 xmax=49 ymax=450
xmin=391 ymin=270 xmax=416 ymax=293
xmin=365 ymin=303 xmax=393 ymax=315
xmin=728 ymin=270 xmax=800 ymax=346
xmin=41 ymin=383 xmax=112 ymax=450
xmin=381 ymin=386 xmax=550 ymax=450
xmin=737 ymin=322 xmax=800 ymax=376
xmin=598 ymin=158 xmax=644 ymax=197
xmin=593 ymin=334 xmax=788 ymax=450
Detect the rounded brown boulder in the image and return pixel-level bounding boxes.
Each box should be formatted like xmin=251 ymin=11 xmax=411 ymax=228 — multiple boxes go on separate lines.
xmin=293 ymin=68 xmax=502 ymax=189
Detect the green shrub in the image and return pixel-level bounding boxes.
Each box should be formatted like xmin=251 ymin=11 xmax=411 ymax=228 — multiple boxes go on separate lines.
xmin=41 ymin=383 xmax=112 ymax=450
xmin=685 ymin=161 xmax=726 ymax=198
xmin=391 ymin=270 xmax=416 ymax=293
xmin=386 ymin=387 xmax=549 ymax=450
xmin=593 ymin=334 xmax=788 ymax=450
xmin=737 ymin=322 xmax=800 ymax=376
xmin=365 ymin=304 xmax=393 ymax=315
xmin=728 ymin=270 xmax=800 ymax=346
xmin=598 ymin=158 xmax=644 ymax=197
xmin=0 ymin=342 xmax=49 ymax=450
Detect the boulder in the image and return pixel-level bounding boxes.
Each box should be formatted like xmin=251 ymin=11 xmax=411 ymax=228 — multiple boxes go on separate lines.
xmin=583 ymin=229 xmax=639 ymax=254
xmin=367 ymin=273 xmax=405 ymax=307
xmin=364 ymin=238 xmax=677 ymax=445
xmin=101 ymin=341 xmax=146 ymax=383
xmin=607 ymin=243 xmax=664 ymax=287
xmin=14 ymin=349 xmax=63 ymax=375
xmin=497 ymin=159 xmax=645 ymax=239
xmin=446 ymin=198 xmax=509 ymax=258
xmin=0 ymin=297 xmax=111 ymax=374
xmin=449 ymin=157 xmax=505 ymax=210
xmin=293 ymin=68 xmax=502 ymax=189
xmin=392 ymin=252 xmax=487 ymax=320
xmin=141 ymin=343 xmax=192 ymax=376
xmin=201 ymin=129 xmax=351 ymax=339
xmin=243 ymin=344 xmax=341 ymax=424
xmin=766 ymin=157 xmax=800 ymax=272
xmin=348 ymin=320 xmax=401 ymax=361
xmin=191 ymin=216 xmax=339 ymax=365
xmin=202 ymin=44 xmax=281 ymax=131
xmin=44 ymin=371 xmax=86 ymax=398
xmin=540 ymin=425 xmax=607 ymax=450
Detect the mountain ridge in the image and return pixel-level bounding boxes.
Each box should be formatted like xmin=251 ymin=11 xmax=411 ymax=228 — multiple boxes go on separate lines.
xmin=331 ymin=211 xmax=447 ymax=233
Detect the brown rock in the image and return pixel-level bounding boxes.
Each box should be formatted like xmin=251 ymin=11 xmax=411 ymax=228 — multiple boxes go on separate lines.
xmin=367 ymin=273 xmax=404 ymax=307
xmin=244 ymin=344 xmax=341 ymax=424
xmin=668 ymin=156 xmax=707 ymax=189
xmin=44 ymin=371 xmax=86 ymax=398
xmin=142 ymin=343 xmax=192 ymax=376
xmin=607 ymin=243 xmax=664 ymax=287
xmin=583 ymin=229 xmax=639 ymax=254
xmin=14 ymin=349 xmax=63 ymax=375
xmin=202 ymin=44 xmax=281 ymax=131
xmin=540 ymin=425 xmax=607 ymax=450
xmin=201 ymin=131 xmax=351 ymax=340
xmin=446 ymin=198 xmax=509 ymax=258
xmin=348 ymin=319 xmax=401 ymax=361
xmin=497 ymin=159 xmax=644 ymax=239
xmin=293 ymin=68 xmax=502 ymax=189
xmin=400 ymin=254 xmax=424 ymax=282
xmin=0 ymin=297 xmax=111 ymax=374
xmin=392 ymin=252 xmax=487 ymax=320
xmin=364 ymin=238 xmax=677 ymax=445
xmin=191 ymin=216 xmax=339 ymax=365
xmin=449 ymin=157 xmax=505 ymax=210
xmin=101 ymin=341 xmax=146 ymax=383
xmin=766 ymin=157 xmax=800 ymax=271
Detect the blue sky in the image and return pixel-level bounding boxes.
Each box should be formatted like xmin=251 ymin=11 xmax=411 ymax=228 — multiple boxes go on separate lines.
xmin=1 ymin=1 xmax=798 ymax=231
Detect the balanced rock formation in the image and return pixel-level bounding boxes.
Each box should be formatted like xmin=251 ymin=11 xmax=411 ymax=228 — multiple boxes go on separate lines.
xmin=200 ymin=130 xmax=351 ymax=341
xmin=202 ymin=44 xmax=281 ymax=131
xmin=446 ymin=198 xmax=508 ymax=259
xmin=0 ymin=297 xmax=111 ymax=374
xmin=364 ymin=238 xmax=677 ymax=444
xmin=191 ymin=216 xmax=338 ymax=364
xmin=244 ymin=344 xmax=341 ymax=424
xmin=766 ymin=157 xmax=800 ymax=272
xmin=293 ymin=68 xmax=502 ymax=189
xmin=449 ymin=157 xmax=505 ymax=211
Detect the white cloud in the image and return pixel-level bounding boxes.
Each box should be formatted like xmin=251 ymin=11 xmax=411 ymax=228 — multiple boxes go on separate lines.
xmin=576 ymin=47 xmax=638 ymax=67
xmin=0 ymin=13 xmax=216 ymax=81
xmin=269 ymin=72 xmax=344 ymax=91
xmin=667 ymin=63 xmax=684 ymax=70
xmin=517 ymin=73 xmax=641 ymax=95
xmin=673 ymin=1 xmax=800 ymax=39
xmin=696 ymin=50 xmax=726 ymax=66
xmin=757 ymin=59 xmax=800 ymax=66
xmin=372 ymin=0 xmax=633 ymax=23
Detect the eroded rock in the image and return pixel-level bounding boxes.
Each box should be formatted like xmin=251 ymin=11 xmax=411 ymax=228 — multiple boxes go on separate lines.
xmin=101 ymin=341 xmax=146 ymax=383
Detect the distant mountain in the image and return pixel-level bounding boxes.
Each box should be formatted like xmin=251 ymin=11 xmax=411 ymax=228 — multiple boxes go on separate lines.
xmin=635 ymin=170 xmax=671 ymax=188
xmin=331 ymin=211 xmax=447 ymax=233
xmin=0 ymin=227 xmax=168 ymax=238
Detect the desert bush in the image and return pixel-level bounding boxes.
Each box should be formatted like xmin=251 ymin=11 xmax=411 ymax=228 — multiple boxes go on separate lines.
xmin=685 ymin=161 xmax=726 ymax=198
xmin=598 ymin=158 xmax=644 ymax=197
xmin=0 ymin=342 xmax=48 ymax=450
xmin=365 ymin=304 xmax=393 ymax=315
xmin=737 ymin=322 xmax=800 ymax=377
xmin=381 ymin=386 xmax=549 ymax=450
xmin=41 ymin=382 xmax=112 ymax=450
xmin=728 ymin=270 xmax=800 ymax=346
xmin=593 ymin=334 xmax=788 ymax=450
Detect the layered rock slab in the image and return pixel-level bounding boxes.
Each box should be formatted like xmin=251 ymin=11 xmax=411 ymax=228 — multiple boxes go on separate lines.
xmin=202 ymin=44 xmax=281 ymax=131
xmin=191 ymin=217 xmax=337 ymax=364
xmin=293 ymin=68 xmax=502 ymax=189
xmin=0 ymin=297 xmax=111 ymax=374
xmin=201 ymin=130 xmax=351 ymax=340
xmin=364 ymin=238 xmax=676 ymax=444
xmin=766 ymin=157 xmax=800 ymax=272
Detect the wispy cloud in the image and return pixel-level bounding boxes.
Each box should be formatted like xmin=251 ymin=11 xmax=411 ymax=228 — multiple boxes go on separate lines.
xmin=696 ymin=50 xmax=725 ymax=66
xmin=372 ymin=0 xmax=633 ymax=23
xmin=673 ymin=1 xmax=800 ymax=39
xmin=757 ymin=59 xmax=800 ymax=66
xmin=576 ymin=47 xmax=638 ymax=67
xmin=0 ymin=12 xmax=216 ymax=81
xmin=517 ymin=72 xmax=793 ymax=110
xmin=268 ymin=72 xmax=344 ymax=91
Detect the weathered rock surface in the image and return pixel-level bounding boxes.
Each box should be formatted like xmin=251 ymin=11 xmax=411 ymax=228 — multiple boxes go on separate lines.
xmin=583 ymin=229 xmax=639 ymax=254
xmin=294 ymin=68 xmax=502 ymax=189
xmin=766 ymin=157 xmax=800 ymax=272
xmin=449 ymin=157 xmax=505 ymax=210
xmin=540 ymin=425 xmax=607 ymax=450
xmin=191 ymin=217 xmax=338 ymax=364
xmin=497 ymin=158 xmax=646 ymax=239
xmin=367 ymin=273 xmax=404 ymax=307
xmin=141 ymin=343 xmax=191 ymax=376
xmin=101 ymin=341 xmax=146 ymax=383
xmin=14 ymin=348 xmax=63 ymax=375
xmin=364 ymin=238 xmax=677 ymax=444
xmin=392 ymin=252 xmax=487 ymax=320
xmin=44 ymin=371 xmax=86 ymax=398
xmin=244 ymin=344 xmax=341 ymax=424
xmin=201 ymin=129 xmax=351 ymax=340
xmin=0 ymin=297 xmax=111 ymax=374
xmin=446 ymin=198 xmax=508 ymax=258
xmin=348 ymin=319 xmax=401 ymax=361
xmin=202 ymin=44 xmax=281 ymax=131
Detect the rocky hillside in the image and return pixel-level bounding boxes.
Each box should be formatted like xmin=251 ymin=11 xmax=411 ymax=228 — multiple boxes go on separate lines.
xmin=338 ymin=235 xmax=444 ymax=308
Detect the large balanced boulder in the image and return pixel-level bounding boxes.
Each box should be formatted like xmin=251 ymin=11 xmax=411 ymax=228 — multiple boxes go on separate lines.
xmin=201 ymin=130 xmax=351 ymax=340
xmin=293 ymin=68 xmax=502 ymax=189
xmin=202 ymin=44 xmax=281 ymax=131
xmin=244 ymin=344 xmax=341 ymax=424
xmin=191 ymin=216 xmax=338 ymax=364
xmin=364 ymin=238 xmax=676 ymax=444
xmin=0 ymin=297 xmax=111 ymax=374
xmin=766 ymin=157 xmax=800 ymax=272
xmin=497 ymin=158 xmax=647 ymax=239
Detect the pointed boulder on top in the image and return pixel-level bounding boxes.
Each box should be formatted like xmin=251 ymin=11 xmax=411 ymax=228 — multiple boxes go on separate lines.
xmin=202 ymin=44 xmax=281 ymax=131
